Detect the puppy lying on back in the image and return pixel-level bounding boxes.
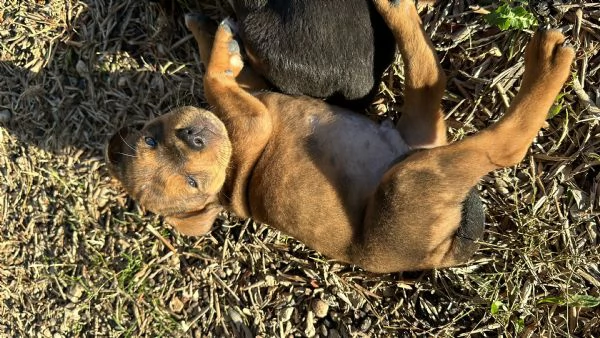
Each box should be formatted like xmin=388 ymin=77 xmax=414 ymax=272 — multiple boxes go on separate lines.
xmin=107 ymin=1 xmax=573 ymax=272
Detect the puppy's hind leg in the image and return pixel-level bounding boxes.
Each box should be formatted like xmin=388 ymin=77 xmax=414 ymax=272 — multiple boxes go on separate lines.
xmin=372 ymin=0 xmax=447 ymax=148
xmin=357 ymin=30 xmax=574 ymax=272
xmin=453 ymin=30 xmax=575 ymax=176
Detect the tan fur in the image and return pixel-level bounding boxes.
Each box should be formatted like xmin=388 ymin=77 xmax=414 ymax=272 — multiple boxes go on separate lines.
xmin=375 ymin=0 xmax=448 ymax=148
xmin=186 ymin=15 xmax=268 ymax=92
xmin=106 ymin=1 xmax=574 ymax=272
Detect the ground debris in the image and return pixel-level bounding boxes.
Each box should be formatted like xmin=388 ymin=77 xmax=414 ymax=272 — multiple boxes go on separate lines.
xmin=1 ymin=0 xmax=599 ymax=336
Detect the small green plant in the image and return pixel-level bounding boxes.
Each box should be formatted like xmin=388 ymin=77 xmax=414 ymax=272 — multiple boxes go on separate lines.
xmin=547 ymin=93 xmax=567 ymax=119
xmin=490 ymin=300 xmax=507 ymax=315
xmin=117 ymin=252 xmax=144 ymax=291
xmin=489 ymin=300 xmax=525 ymax=333
xmin=538 ymin=294 xmax=600 ymax=308
xmin=486 ymin=2 xmax=537 ymax=31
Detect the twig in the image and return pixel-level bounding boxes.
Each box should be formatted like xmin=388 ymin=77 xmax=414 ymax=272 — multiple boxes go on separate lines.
xmin=495 ymin=82 xmax=510 ymax=109
xmin=572 ymin=75 xmax=600 ymax=115
xmin=146 ymin=224 xmax=178 ymax=254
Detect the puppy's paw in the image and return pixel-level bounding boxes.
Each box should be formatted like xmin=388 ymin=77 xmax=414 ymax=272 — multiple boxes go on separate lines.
xmin=219 ymin=17 xmax=239 ymax=36
xmin=206 ymin=18 xmax=244 ymax=79
xmin=523 ymin=30 xmax=574 ymax=85
xmin=225 ymin=39 xmax=243 ymax=78
xmin=372 ymin=0 xmax=420 ymax=28
xmin=373 ymin=0 xmax=410 ymax=10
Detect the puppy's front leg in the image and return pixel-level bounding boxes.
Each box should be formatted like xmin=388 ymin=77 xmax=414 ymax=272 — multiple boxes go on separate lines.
xmin=372 ymin=0 xmax=447 ymax=148
xmin=187 ymin=17 xmax=273 ymax=216
xmin=199 ymin=20 xmax=270 ymax=125
xmin=184 ymin=13 xmax=216 ymax=68
xmin=185 ymin=14 xmax=268 ymax=91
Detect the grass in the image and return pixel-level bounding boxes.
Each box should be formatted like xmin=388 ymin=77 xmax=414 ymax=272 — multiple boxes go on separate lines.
xmin=1 ymin=0 xmax=600 ymax=336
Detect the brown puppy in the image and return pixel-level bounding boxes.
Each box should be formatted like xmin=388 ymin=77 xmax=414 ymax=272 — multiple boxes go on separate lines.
xmin=106 ymin=0 xmax=574 ymax=273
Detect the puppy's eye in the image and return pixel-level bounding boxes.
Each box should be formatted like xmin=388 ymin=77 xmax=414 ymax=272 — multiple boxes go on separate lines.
xmin=144 ymin=137 xmax=157 ymax=148
xmin=186 ymin=176 xmax=198 ymax=188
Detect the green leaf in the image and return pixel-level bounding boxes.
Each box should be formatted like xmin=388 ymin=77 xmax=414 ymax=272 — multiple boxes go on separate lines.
xmin=538 ymin=294 xmax=600 ymax=308
xmin=490 ymin=300 xmax=504 ymax=315
xmin=569 ymin=295 xmax=600 ymax=308
xmin=538 ymin=296 xmax=566 ymax=305
xmin=547 ymin=91 xmax=566 ymax=119
xmin=513 ymin=317 xmax=525 ymax=333
xmin=485 ymin=4 xmax=537 ymax=31
xmin=547 ymin=103 xmax=563 ymax=119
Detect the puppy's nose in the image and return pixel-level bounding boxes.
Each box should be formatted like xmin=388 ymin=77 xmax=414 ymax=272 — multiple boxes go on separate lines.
xmin=176 ymin=127 xmax=206 ymax=150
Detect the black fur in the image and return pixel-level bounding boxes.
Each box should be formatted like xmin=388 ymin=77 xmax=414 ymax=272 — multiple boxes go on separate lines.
xmin=232 ymin=0 xmax=396 ymax=109
xmin=453 ymin=188 xmax=485 ymax=261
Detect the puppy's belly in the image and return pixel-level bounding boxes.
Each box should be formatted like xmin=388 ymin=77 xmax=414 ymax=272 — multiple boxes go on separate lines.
xmin=248 ymin=102 xmax=411 ymax=259
xmin=303 ymin=112 xmax=410 ymax=200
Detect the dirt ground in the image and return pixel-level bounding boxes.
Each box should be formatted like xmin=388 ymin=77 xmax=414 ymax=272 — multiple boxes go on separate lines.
xmin=1 ymin=0 xmax=599 ymax=336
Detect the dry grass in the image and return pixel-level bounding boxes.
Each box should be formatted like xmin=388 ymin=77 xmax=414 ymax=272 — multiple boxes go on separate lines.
xmin=1 ymin=0 xmax=599 ymax=336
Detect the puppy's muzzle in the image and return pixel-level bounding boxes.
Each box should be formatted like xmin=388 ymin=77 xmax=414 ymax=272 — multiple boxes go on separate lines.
xmin=176 ymin=126 xmax=209 ymax=150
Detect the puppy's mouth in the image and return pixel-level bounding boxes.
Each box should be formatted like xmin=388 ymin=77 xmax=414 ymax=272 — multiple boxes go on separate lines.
xmin=169 ymin=209 xmax=205 ymax=219
xmin=151 ymin=194 xmax=217 ymax=217
xmin=166 ymin=203 xmax=221 ymax=220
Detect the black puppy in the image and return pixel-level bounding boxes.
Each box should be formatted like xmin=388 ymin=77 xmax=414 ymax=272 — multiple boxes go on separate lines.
xmin=231 ymin=0 xmax=396 ymax=109
xmin=151 ymin=0 xmax=396 ymax=108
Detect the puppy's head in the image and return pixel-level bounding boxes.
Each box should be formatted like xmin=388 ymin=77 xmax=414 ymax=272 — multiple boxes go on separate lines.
xmin=105 ymin=106 xmax=232 ymax=236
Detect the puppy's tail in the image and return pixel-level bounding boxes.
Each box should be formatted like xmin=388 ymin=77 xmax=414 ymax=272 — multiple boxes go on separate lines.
xmin=450 ymin=188 xmax=485 ymax=263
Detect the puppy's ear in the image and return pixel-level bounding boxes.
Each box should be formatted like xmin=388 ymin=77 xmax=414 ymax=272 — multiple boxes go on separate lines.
xmin=105 ymin=126 xmax=138 ymax=179
xmin=165 ymin=204 xmax=222 ymax=236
